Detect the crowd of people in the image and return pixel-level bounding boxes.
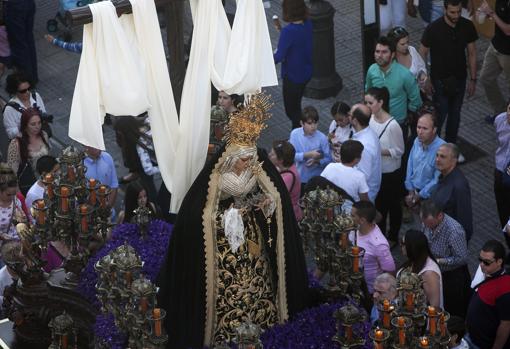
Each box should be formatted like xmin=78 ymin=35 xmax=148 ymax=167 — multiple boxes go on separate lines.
xmin=0 ymin=0 xmax=509 ymax=347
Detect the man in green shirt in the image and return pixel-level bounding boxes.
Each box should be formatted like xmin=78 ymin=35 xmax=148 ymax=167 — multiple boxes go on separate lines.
xmin=365 ymin=36 xmax=422 ymax=136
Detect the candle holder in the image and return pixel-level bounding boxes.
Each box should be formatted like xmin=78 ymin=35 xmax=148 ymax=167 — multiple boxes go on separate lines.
xmin=31 ymin=198 xmax=51 ymax=249
xmin=233 ymin=321 xmax=263 ymax=349
xmin=378 ymin=299 xmax=395 ymax=330
xmin=87 ymin=178 xmax=98 ymax=206
xmin=391 ymin=316 xmax=412 ymax=348
xmin=146 ymin=308 xmax=168 ymax=348
xmin=54 ymin=185 xmax=75 ymax=217
xmin=418 ymin=335 xmax=430 ymax=348
xmin=332 ymin=303 xmax=367 ymax=348
xmin=369 ymin=327 xmax=390 ymax=349
xmin=48 ymin=311 xmax=78 ymax=349
xmin=133 ymin=205 xmax=152 ymax=239
xmin=42 ymin=173 xmax=56 ymax=202
xmin=424 ymin=307 xmax=451 ymax=348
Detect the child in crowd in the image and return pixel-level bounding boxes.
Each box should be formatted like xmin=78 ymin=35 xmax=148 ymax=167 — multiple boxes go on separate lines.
xmin=447 ymin=316 xmax=469 ymax=349
xmin=321 ymin=139 xmax=369 ymax=202
xmin=328 ymin=101 xmax=352 ymax=162
xmin=289 ymin=106 xmax=331 ymax=191
xmin=269 ymin=140 xmax=302 ymax=221
xmin=118 ymin=180 xmax=159 ymax=224
xmin=350 ymin=201 xmax=395 ymax=294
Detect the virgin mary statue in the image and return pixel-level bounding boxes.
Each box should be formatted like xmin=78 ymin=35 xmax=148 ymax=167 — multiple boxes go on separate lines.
xmin=157 ymin=93 xmax=309 ymax=348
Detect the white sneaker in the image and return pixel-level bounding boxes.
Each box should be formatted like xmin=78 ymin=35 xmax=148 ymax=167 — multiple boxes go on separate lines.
xmin=458 ymin=153 xmax=466 ymax=164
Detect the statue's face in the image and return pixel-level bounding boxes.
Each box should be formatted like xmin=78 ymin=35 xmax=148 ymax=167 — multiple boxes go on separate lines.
xmin=233 ymin=156 xmax=253 ymax=175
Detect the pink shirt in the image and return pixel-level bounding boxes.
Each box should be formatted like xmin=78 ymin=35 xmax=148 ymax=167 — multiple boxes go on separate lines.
xmin=353 ymin=225 xmax=396 ymax=293
xmin=280 ymin=165 xmax=302 ymax=221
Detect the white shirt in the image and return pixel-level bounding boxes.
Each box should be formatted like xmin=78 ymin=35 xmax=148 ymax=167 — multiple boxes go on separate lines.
xmin=25 ymin=182 xmax=45 ymax=222
xmin=408 ymin=46 xmax=427 ymax=79
xmin=321 ymin=163 xmax=369 ymax=201
xmin=0 ymin=266 xmax=14 ymax=307
xmin=328 ymin=121 xmax=352 ymax=144
xmin=3 ymin=92 xmax=46 ymax=139
xmin=352 ymin=127 xmax=382 ymax=202
xmin=369 ymin=117 xmax=404 ymax=173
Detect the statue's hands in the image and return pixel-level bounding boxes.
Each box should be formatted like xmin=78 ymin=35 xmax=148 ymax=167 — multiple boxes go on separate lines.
xmin=254 ymin=196 xmax=272 ymax=212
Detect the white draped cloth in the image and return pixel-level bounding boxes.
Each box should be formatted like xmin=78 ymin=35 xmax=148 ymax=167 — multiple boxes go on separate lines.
xmin=68 ymin=0 xmax=277 ymax=213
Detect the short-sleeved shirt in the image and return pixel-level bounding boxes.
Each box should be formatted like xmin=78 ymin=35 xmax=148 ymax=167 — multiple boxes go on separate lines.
xmin=492 ymin=0 xmax=510 ymax=54
xmin=466 ymin=273 xmax=510 ymax=348
xmin=320 ymin=163 xmax=369 ymax=202
xmin=421 ymin=16 xmax=478 ymax=80
xmin=83 ymin=151 xmax=119 ymax=189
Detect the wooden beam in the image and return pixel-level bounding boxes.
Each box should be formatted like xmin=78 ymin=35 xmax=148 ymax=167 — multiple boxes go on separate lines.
xmin=65 ymin=0 xmax=174 ymax=27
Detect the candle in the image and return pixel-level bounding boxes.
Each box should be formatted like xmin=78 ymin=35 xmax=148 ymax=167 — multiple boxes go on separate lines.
xmin=67 ymin=166 xmax=76 ymax=181
xmin=153 ymin=308 xmax=162 ymax=337
xmin=351 ymin=246 xmax=360 ymax=273
xmin=99 ymin=185 xmax=107 ymax=208
xmin=374 ymin=328 xmax=384 ymax=340
xmin=340 ymin=232 xmax=348 ymax=249
xmin=36 ymin=200 xmax=45 ymax=225
xmin=326 ymin=207 xmax=333 ymax=223
xmin=61 ymin=334 xmax=68 ymax=349
xmin=89 ymin=178 xmax=97 ymax=205
xmin=140 ymin=296 xmax=148 ymax=313
xmin=345 ymin=325 xmax=352 ymax=341
xmin=398 ymin=317 xmax=406 ymax=345
xmin=80 ymin=205 xmax=88 ymax=232
xmin=45 ymin=173 xmax=54 ymax=199
xmin=428 ymin=306 xmax=437 ymax=336
xmin=420 ymin=337 xmax=429 ymax=348
xmin=382 ymin=299 xmax=390 ymax=328
xmin=60 ymin=186 xmax=69 ymax=213
xmin=125 ymin=271 xmax=132 ymax=287
xmin=405 ymin=292 xmax=414 ymax=312
xmin=440 ymin=313 xmax=446 ymax=337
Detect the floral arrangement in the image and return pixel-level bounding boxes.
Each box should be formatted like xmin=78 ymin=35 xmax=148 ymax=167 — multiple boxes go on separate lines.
xmin=83 ymin=221 xmax=372 ymax=348
xmin=77 ymin=220 xmax=173 ymax=348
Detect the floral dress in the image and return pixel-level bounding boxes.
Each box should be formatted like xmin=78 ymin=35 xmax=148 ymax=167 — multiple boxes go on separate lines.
xmin=0 ymin=197 xmax=23 ymax=241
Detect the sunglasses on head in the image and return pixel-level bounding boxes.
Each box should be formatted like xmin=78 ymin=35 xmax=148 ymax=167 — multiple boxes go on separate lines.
xmin=478 ymin=257 xmax=495 ymax=266
xmin=390 ymin=26 xmax=409 ymax=38
xmin=17 ymin=88 xmax=30 ymax=94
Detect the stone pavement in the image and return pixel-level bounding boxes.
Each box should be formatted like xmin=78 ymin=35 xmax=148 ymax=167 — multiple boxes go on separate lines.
xmin=0 ymin=0 xmax=507 ymax=273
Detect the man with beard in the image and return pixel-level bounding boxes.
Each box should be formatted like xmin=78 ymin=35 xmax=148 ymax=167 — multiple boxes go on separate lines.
xmin=419 ymin=0 xmax=478 ymax=162
xmin=365 ymin=36 xmax=422 ymax=137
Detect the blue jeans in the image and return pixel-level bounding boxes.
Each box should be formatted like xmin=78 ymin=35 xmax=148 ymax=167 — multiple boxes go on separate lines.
xmin=432 ymin=77 xmax=466 ymax=143
xmin=4 ymin=0 xmax=38 ymax=83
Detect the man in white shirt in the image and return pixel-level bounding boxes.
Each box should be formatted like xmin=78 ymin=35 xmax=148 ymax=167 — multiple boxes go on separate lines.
xmin=349 ymin=104 xmax=382 ymax=202
xmin=321 ymin=139 xmax=369 ymax=202
xmin=25 ymin=156 xmax=59 ymax=222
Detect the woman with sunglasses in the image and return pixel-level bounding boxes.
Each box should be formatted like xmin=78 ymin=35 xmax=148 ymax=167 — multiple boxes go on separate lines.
xmin=3 ymin=71 xmax=47 ymax=140
xmin=387 ymin=27 xmax=431 ymax=97
xmin=399 ymin=229 xmax=443 ymax=308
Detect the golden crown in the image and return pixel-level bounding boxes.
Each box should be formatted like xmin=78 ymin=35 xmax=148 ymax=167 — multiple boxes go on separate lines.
xmin=223 ymin=92 xmax=273 ymax=147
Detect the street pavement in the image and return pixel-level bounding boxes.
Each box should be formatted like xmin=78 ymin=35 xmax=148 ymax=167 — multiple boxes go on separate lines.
xmin=0 ymin=0 xmax=507 ymax=273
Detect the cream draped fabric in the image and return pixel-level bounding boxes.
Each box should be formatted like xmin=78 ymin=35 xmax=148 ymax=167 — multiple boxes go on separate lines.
xmin=68 ymin=0 xmax=277 ymax=213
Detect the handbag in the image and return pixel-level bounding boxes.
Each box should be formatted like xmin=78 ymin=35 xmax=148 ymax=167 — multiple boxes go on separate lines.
xmin=17 ymin=162 xmax=37 ymax=196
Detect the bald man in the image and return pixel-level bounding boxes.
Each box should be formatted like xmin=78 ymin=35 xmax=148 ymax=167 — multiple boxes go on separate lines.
xmin=349 ymin=104 xmax=382 ymax=201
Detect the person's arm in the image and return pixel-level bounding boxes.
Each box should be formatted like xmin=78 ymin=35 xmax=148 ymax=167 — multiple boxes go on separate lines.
xmin=319 ymin=135 xmax=331 ymax=166
xmin=136 ymin=144 xmax=160 ymax=176
xmin=289 ymin=132 xmax=305 ymax=163
xmin=418 ymin=44 xmax=430 ymax=63
xmin=3 ymin=107 xmax=22 ymax=139
xmin=455 ymin=181 xmax=473 ymax=240
xmin=466 ymin=41 xmax=477 ymax=97
xmin=47 ymin=35 xmax=83 ymax=54
xmin=492 ymin=321 xmax=510 ymax=349
xmin=273 ymin=28 xmax=291 ymax=64
xmin=108 ymin=188 xmax=118 ymax=209
xmin=404 ymin=71 xmax=423 ymax=112
xmin=418 ymin=169 xmax=440 ymax=199
xmin=376 ymin=243 xmax=396 ymax=273
xmin=365 ymin=66 xmax=374 ymax=90
xmin=441 ymin=226 xmax=468 ymax=268
xmin=421 ymin=270 xmax=441 ymax=308
xmin=6 ymin=139 xmax=20 ymax=174
xmin=405 ymin=146 xmax=416 ymax=191
xmin=385 ymin=122 xmax=405 ymax=159
xmin=480 ymin=0 xmax=510 ymax=35
xmin=34 ymin=92 xmax=46 ymax=113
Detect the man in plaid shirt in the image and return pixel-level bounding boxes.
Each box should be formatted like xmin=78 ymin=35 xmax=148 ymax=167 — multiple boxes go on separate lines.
xmin=420 ymin=199 xmax=470 ymax=317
